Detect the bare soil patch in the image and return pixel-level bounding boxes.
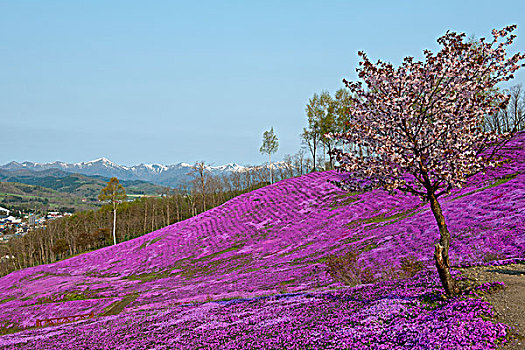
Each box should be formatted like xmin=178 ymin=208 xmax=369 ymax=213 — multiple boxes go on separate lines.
xmin=458 ymin=262 xmax=525 ymax=350
xmin=102 ymin=294 xmax=138 ymax=316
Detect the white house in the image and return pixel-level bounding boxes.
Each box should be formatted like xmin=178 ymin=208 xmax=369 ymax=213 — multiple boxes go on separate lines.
xmin=0 ymin=207 xmax=10 ymax=216
xmin=6 ymin=216 xmax=21 ymax=224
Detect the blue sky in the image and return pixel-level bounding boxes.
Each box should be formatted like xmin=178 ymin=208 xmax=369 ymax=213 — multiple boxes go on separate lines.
xmin=1 ymin=0 xmax=524 ymax=166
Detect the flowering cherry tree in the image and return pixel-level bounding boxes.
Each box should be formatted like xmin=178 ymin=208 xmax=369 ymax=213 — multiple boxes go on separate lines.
xmin=332 ymin=26 xmax=525 ymax=296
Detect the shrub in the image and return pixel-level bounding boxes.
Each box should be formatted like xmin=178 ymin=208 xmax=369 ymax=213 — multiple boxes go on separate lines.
xmin=325 ymin=249 xmax=374 ymax=286
xmin=325 ymin=250 xmax=425 ymax=286
xmin=399 ymin=256 xmax=425 ymax=278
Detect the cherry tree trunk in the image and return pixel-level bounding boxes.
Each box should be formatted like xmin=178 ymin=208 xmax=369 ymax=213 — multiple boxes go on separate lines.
xmin=428 ymin=192 xmax=460 ymax=296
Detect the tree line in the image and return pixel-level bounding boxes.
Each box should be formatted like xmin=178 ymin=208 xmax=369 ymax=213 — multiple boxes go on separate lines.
xmin=301 ymin=83 xmax=524 ymax=174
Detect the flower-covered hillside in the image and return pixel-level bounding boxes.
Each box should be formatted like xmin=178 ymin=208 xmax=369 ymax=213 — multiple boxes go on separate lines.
xmin=0 ymin=271 xmax=511 ymax=350
xmin=0 ymin=133 xmax=523 ymax=333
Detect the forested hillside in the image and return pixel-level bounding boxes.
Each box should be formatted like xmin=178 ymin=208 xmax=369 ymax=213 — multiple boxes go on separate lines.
xmin=0 ymin=182 xmax=96 ymax=213
xmin=0 ymin=168 xmax=166 ymax=201
xmin=0 ymin=180 xmax=269 ymax=276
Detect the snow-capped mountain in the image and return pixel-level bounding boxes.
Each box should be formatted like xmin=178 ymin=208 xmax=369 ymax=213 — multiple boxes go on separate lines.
xmin=0 ymin=158 xmax=274 ymax=187
xmin=2 ymin=158 xmax=134 ymax=182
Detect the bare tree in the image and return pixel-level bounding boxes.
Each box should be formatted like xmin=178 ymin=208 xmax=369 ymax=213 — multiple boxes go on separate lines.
xmin=98 ymin=177 xmax=126 ymax=246
xmin=485 ymin=84 xmax=525 ymax=133
xmin=191 ymin=161 xmax=210 ymax=212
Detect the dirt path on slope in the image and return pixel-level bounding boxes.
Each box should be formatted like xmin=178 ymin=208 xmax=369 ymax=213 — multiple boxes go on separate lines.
xmin=458 ymin=263 xmax=525 ymax=350
xmin=101 ymin=294 xmax=138 ymax=316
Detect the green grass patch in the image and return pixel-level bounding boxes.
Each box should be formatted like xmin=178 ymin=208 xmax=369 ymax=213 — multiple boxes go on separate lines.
xmin=138 ymin=235 xmax=166 ymax=250
xmin=171 ymin=253 xmax=253 ymax=279
xmin=483 ymin=172 xmax=519 ymax=189
xmin=450 ymin=172 xmax=519 ymax=201
xmin=288 ymin=251 xmax=326 ymax=266
xmin=280 ymin=279 xmax=296 ymax=286
xmin=329 ymin=192 xmax=364 ymax=210
xmin=0 ymin=321 xmax=23 ymax=336
xmin=362 ymin=243 xmax=378 ymax=252
xmin=241 ymin=266 xmax=264 ymax=273
xmin=85 ymin=270 xmax=120 ymax=278
xmin=279 ymin=241 xmax=316 ymax=257
xmin=344 ymin=205 xmax=425 ymax=230
xmin=192 ymin=244 xmax=246 ymax=262
xmin=25 ymin=272 xmax=60 ymax=281
xmin=306 ymin=256 xmax=328 ymax=265
xmin=341 ymin=234 xmax=365 ymax=244
xmin=37 ymin=290 xmax=107 ymax=304
xmin=123 ymin=270 xmax=172 ymax=283
xmin=0 ymin=297 xmax=15 ymax=304
xmin=149 ymin=236 xmax=163 ymax=245
xmin=102 ymin=294 xmax=138 ymax=316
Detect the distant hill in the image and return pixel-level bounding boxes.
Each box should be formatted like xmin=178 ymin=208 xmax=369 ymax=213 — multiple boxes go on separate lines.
xmin=0 ymin=158 xmax=256 ymax=188
xmin=0 ymin=168 xmax=168 ymax=201
xmin=0 ymin=181 xmax=99 ymax=213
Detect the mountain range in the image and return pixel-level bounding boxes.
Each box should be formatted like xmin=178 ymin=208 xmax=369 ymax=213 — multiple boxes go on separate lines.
xmin=0 ymin=158 xmax=252 ymax=188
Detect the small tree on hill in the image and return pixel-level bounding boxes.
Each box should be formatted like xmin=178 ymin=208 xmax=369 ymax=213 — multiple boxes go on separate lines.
xmin=332 ymin=88 xmax=353 ymax=153
xmin=331 ymin=26 xmax=524 ymax=296
xmin=98 ymin=177 xmax=126 ymax=245
xmin=303 ymin=92 xmax=331 ymax=171
xmin=260 ymin=127 xmax=279 ymax=183
xmin=191 ymin=161 xmax=210 ymax=212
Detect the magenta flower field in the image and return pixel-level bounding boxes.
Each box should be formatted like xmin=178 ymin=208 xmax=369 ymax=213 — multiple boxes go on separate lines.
xmin=0 ymin=133 xmax=523 ymax=349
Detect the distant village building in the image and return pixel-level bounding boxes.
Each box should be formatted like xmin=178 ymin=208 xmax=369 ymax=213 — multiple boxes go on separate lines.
xmin=28 ymin=214 xmax=37 ymax=227
xmin=0 ymin=215 xmax=22 ymax=236
xmin=5 ymin=216 xmax=21 ymax=224
xmin=46 ymin=212 xmax=64 ymax=220
xmin=0 ymin=207 xmax=10 ymax=216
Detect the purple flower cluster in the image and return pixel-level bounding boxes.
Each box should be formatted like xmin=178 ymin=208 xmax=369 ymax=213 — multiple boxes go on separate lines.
xmin=0 ymin=272 xmax=509 ymax=349
xmin=0 ymin=132 xmax=522 ymax=348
